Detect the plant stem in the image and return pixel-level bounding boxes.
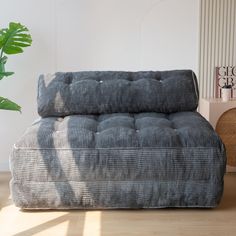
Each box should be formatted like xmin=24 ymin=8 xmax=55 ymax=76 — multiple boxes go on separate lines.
xmin=0 ymin=49 xmax=3 ymax=59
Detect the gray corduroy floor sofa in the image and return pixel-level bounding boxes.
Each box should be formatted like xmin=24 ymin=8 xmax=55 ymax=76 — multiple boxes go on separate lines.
xmin=10 ymin=70 xmax=226 ymax=209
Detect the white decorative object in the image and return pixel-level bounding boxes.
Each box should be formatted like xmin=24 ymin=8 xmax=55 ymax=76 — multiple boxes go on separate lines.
xmin=200 ymin=98 xmax=236 ymax=172
xmin=221 ymin=88 xmax=232 ymax=101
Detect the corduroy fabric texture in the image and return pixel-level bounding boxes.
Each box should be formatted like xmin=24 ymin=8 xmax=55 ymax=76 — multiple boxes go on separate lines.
xmin=10 ymin=112 xmax=226 ymax=209
xmin=10 ymin=70 xmax=226 ymax=209
xmin=37 ymin=70 xmax=199 ymax=117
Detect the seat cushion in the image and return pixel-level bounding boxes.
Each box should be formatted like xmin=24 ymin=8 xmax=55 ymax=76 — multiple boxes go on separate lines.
xmin=14 ymin=112 xmax=221 ymax=149
xmin=10 ymin=111 xmax=226 ymax=209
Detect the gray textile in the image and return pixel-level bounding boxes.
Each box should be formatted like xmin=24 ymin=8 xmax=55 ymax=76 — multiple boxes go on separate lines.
xmin=10 ymin=70 xmax=226 ymax=209
xmin=38 ymin=70 xmax=199 ymax=117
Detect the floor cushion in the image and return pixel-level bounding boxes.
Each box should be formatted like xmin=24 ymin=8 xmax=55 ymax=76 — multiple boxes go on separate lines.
xmin=10 ymin=111 xmax=226 ymax=209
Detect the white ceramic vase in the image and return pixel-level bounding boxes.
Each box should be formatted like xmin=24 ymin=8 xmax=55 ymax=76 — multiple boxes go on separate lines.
xmin=221 ymin=88 xmax=231 ymax=102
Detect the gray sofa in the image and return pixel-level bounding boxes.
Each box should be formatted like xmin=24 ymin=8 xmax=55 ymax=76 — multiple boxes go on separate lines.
xmin=10 ymin=70 xmax=226 ymax=209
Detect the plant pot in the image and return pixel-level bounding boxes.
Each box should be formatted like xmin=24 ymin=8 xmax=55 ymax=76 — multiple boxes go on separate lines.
xmin=221 ymin=88 xmax=231 ymax=101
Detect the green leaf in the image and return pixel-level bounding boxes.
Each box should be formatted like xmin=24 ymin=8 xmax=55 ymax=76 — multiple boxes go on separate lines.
xmin=4 ymin=46 xmax=23 ymax=54
xmin=0 ymin=96 xmax=21 ymax=112
xmin=0 ymin=35 xmax=4 ymax=49
xmin=0 ymin=22 xmax=32 ymax=55
xmin=0 ymin=60 xmax=13 ymax=80
xmin=0 ymin=71 xmax=14 ymax=80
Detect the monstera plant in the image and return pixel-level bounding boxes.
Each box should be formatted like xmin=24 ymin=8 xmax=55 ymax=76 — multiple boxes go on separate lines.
xmin=0 ymin=22 xmax=32 ymax=112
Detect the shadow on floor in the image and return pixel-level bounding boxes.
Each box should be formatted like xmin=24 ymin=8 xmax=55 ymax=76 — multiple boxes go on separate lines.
xmin=12 ymin=212 xmax=86 ymax=236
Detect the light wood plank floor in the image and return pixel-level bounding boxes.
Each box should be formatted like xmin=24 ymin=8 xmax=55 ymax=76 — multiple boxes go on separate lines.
xmin=0 ymin=172 xmax=236 ymax=236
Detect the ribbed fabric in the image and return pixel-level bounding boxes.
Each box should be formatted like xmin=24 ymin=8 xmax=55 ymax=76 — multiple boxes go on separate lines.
xmin=37 ymin=70 xmax=199 ymax=117
xmin=10 ymin=70 xmax=226 ymax=209
xmin=10 ymin=112 xmax=226 ymax=209
xmin=10 ymin=180 xmax=223 ymax=209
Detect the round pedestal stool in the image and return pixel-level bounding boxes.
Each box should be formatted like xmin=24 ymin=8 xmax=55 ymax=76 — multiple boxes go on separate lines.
xmin=216 ymin=108 xmax=236 ymax=167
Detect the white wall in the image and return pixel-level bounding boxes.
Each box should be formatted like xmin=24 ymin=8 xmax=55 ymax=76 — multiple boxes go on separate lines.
xmin=0 ymin=0 xmax=199 ymax=170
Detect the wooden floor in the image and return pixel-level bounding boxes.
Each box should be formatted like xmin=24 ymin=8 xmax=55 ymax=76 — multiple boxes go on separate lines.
xmin=0 ymin=172 xmax=236 ymax=236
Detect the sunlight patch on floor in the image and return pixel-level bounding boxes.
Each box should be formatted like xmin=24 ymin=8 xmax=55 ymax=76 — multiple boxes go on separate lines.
xmin=0 ymin=204 xmax=71 ymax=236
xmin=82 ymin=211 xmax=102 ymax=236
xmin=32 ymin=218 xmax=70 ymax=236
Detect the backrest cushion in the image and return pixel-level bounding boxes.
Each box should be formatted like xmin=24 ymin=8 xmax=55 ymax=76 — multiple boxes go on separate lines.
xmin=37 ymin=70 xmax=199 ymax=117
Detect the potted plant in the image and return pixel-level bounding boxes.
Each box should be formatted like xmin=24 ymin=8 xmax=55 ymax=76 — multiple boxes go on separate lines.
xmin=0 ymin=22 xmax=32 ymax=112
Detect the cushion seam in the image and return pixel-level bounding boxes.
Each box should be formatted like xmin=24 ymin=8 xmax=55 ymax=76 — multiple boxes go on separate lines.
xmin=13 ymin=145 xmax=223 ymax=150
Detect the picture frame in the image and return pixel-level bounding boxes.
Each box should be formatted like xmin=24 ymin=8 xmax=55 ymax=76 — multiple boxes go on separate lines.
xmin=215 ymin=66 xmax=236 ymax=98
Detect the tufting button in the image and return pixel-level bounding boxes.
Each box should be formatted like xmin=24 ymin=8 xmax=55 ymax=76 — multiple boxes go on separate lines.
xmin=96 ymin=132 xmax=100 ymax=134
xmin=99 ymin=80 xmax=103 ymax=83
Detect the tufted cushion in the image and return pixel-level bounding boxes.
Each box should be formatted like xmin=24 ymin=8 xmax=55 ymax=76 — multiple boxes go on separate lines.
xmin=14 ymin=112 xmax=221 ymax=149
xmin=37 ymin=70 xmax=199 ymax=117
xmin=10 ymin=70 xmax=227 ymax=209
xmin=10 ymin=111 xmax=226 ymax=208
